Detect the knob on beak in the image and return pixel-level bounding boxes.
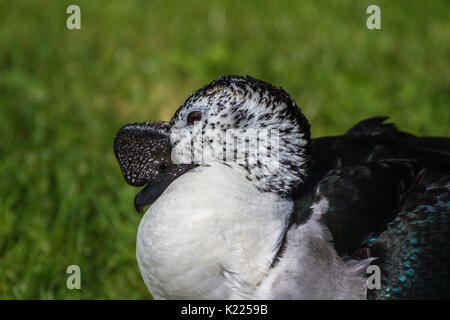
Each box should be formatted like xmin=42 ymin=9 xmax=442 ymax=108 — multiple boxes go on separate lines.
xmin=114 ymin=122 xmax=196 ymax=212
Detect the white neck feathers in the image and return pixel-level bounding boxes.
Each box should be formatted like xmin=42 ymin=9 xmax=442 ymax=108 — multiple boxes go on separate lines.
xmin=136 ymin=163 xmax=292 ymax=299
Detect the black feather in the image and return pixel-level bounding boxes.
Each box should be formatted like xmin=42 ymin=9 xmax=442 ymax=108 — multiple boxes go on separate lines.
xmin=291 ymin=117 xmax=450 ymax=299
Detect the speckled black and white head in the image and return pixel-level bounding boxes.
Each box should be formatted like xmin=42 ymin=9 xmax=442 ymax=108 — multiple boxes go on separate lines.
xmin=169 ymin=75 xmax=311 ymax=194
xmin=114 ymin=75 xmax=311 ymax=211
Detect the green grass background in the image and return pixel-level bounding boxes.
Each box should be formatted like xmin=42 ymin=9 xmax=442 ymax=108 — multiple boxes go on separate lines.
xmin=0 ymin=0 xmax=448 ymax=299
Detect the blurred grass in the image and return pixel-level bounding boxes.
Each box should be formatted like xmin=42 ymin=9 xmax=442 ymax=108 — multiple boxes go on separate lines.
xmin=0 ymin=0 xmax=448 ymax=299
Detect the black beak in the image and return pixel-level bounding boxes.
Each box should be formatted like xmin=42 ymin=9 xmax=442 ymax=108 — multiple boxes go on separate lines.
xmin=113 ymin=122 xmax=195 ymax=213
xmin=133 ymin=176 xmax=173 ymax=213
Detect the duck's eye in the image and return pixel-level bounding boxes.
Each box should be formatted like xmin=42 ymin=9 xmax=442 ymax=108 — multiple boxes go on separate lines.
xmin=187 ymin=111 xmax=202 ymax=125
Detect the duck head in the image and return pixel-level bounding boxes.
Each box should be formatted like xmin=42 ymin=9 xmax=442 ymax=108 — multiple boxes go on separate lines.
xmin=114 ymin=75 xmax=312 ymax=212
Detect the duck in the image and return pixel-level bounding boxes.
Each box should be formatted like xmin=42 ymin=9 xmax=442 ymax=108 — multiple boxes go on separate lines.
xmin=113 ymin=75 xmax=450 ymax=299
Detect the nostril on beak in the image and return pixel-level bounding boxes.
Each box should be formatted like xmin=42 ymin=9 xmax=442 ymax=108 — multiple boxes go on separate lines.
xmin=160 ymin=162 xmax=168 ymax=172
